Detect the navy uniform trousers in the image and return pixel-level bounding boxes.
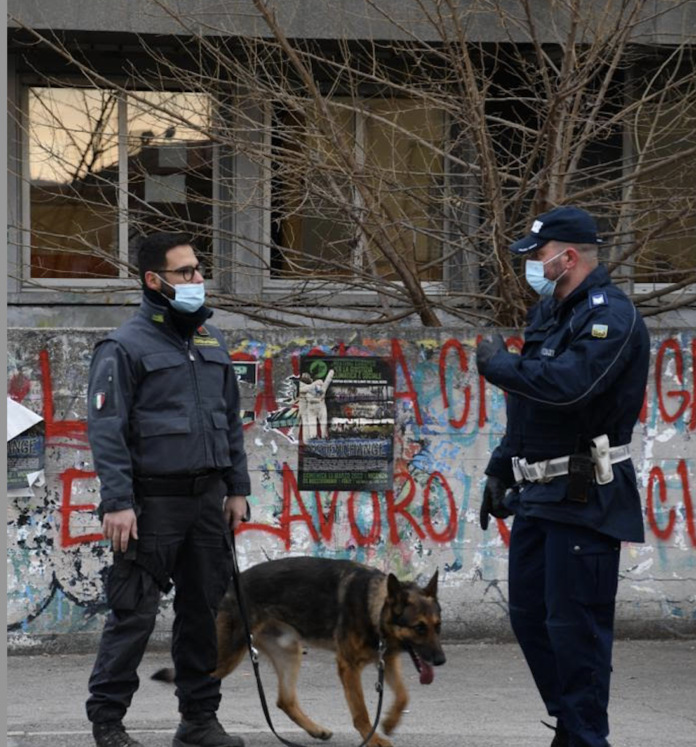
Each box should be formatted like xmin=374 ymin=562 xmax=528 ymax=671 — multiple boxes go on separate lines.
xmin=86 ymin=478 xmax=233 ymax=724
xmin=508 ymin=515 xmax=620 ymax=747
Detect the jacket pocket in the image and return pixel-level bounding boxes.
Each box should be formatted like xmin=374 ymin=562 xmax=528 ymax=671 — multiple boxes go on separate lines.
xmin=136 ymin=416 xmax=193 ymax=473
xmin=140 ymin=352 xmax=187 ymax=408
xmin=197 ymin=346 xmax=232 ymax=395
xmin=211 ymin=411 xmax=231 ymax=468
xmin=141 ymin=352 xmax=186 ymax=373
xmin=197 ymin=347 xmax=232 ymax=365
xmin=569 ymin=539 xmax=621 ymax=605
xmin=139 ymin=417 xmax=191 ymax=438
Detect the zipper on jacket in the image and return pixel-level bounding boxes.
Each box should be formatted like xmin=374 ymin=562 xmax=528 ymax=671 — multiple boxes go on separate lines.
xmin=186 ymin=339 xmax=210 ymax=464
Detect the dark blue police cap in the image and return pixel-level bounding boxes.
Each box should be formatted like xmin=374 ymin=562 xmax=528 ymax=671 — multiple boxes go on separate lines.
xmin=510 ymin=206 xmax=603 ymax=254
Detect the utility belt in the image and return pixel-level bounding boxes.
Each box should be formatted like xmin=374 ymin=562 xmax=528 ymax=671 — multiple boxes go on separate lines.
xmin=134 ymin=469 xmax=223 ymax=497
xmin=512 ymin=435 xmax=631 ymax=502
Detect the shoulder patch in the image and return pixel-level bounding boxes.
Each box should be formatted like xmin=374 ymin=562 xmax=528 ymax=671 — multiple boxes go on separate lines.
xmin=151 ymin=313 xmax=164 ymax=323
xmin=589 ymin=291 xmax=608 ymax=308
xmin=196 ymin=325 xmax=211 ymax=336
xmin=193 ymin=336 xmax=221 ymax=347
xmin=591 ymin=324 xmax=609 ymax=339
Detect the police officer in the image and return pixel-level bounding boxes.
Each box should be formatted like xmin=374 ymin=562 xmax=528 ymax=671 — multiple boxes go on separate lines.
xmin=86 ymin=233 xmax=251 ymax=747
xmin=476 ymin=207 xmax=650 ymax=747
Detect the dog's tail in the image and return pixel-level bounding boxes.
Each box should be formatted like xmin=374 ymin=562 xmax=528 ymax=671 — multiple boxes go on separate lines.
xmin=151 ymin=667 xmax=176 ymax=683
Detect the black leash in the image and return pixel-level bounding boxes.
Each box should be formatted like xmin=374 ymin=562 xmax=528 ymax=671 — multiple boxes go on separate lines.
xmin=229 ymin=532 xmax=386 ymax=747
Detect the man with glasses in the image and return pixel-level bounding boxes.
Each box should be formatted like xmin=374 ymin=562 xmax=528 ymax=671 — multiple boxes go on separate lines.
xmin=86 ymin=233 xmax=250 ymax=747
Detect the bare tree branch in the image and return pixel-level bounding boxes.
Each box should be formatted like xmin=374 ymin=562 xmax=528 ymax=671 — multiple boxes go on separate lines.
xmin=9 ymin=0 xmax=696 ymax=326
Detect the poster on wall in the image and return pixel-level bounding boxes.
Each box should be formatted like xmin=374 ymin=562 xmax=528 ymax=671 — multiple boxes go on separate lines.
xmin=6 ymin=397 xmax=46 ymax=493
xmin=233 ymin=361 xmax=258 ymax=386
xmin=297 ymin=356 xmax=394 ymax=491
xmin=7 ymin=425 xmax=45 ymax=489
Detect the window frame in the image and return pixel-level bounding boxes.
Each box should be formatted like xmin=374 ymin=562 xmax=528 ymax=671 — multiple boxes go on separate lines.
xmin=260 ymin=98 xmax=452 ymax=296
xmin=12 ymin=77 xmax=470 ymax=306
xmin=18 ymin=78 xmax=223 ymax=291
xmin=625 ymin=55 xmax=696 ymax=301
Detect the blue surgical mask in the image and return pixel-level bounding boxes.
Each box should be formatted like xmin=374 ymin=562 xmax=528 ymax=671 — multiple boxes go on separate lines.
xmin=524 ymin=250 xmax=568 ymax=297
xmin=158 ymin=277 xmax=206 ymax=313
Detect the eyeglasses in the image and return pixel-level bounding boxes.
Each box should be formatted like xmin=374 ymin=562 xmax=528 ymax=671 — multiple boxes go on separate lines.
xmin=155 ymin=263 xmax=205 ymax=282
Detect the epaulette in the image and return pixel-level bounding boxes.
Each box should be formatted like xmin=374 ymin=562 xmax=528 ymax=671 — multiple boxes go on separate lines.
xmin=588 ymin=290 xmax=608 ymax=309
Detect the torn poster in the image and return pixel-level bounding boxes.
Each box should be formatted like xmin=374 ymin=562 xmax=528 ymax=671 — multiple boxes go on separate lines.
xmin=7 ymin=397 xmax=46 ymax=493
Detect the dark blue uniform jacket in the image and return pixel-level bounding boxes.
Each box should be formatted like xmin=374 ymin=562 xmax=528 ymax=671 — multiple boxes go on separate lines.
xmin=481 ymin=266 xmax=650 ymax=542
xmin=87 ymin=296 xmax=251 ymax=515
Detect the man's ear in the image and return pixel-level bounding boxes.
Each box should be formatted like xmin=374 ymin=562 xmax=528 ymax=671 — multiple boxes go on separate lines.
xmin=144 ymin=270 xmax=162 ymax=292
xmin=565 ymin=247 xmax=580 ymax=269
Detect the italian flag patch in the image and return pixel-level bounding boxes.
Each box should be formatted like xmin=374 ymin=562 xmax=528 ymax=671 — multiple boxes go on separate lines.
xmin=94 ymin=391 xmax=106 ymax=410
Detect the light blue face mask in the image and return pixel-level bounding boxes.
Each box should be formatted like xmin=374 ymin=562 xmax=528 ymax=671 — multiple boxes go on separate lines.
xmin=158 ymin=277 xmax=206 ymax=313
xmin=524 ymin=250 xmax=568 ymax=297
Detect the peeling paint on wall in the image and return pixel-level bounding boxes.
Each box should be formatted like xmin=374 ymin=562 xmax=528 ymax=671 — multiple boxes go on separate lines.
xmin=6 ymin=328 xmax=696 ymax=646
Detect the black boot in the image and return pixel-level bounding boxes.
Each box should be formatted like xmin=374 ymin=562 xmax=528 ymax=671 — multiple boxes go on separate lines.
xmin=93 ymin=721 xmax=144 ymax=747
xmin=173 ymin=714 xmax=244 ymax=747
xmin=544 ymin=720 xmax=569 ymax=747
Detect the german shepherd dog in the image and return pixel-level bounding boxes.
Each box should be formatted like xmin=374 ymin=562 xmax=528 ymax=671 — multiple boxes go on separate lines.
xmin=154 ymin=557 xmax=445 ymax=746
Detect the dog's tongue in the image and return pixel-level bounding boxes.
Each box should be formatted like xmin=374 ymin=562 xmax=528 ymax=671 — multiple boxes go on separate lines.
xmin=419 ymin=661 xmax=434 ymax=685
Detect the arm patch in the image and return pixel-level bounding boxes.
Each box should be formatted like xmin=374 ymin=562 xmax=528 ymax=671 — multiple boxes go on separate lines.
xmin=89 ymin=354 xmax=119 ymax=418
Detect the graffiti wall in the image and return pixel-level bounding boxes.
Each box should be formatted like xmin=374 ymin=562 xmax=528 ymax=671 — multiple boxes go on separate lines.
xmin=6 ymin=328 xmax=696 ymax=649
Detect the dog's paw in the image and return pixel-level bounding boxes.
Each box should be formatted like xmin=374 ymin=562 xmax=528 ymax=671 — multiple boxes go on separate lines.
xmin=381 ymin=716 xmax=399 ymax=736
xmin=367 ymin=734 xmax=392 ymax=747
xmin=308 ymin=726 xmax=332 ymax=741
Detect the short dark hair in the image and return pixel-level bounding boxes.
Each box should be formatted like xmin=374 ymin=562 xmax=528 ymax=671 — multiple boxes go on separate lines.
xmin=136 ymin=232 xmax=194 ymax=285
xmin=574 ymin=243 xmax=599 ymax=259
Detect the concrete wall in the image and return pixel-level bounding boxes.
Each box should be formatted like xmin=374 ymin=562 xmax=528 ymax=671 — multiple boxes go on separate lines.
xmin=6 ymin=327 xmax=696 ymax=652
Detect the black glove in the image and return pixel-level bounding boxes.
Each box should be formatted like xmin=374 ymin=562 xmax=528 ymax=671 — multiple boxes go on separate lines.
xmin=476 ymin=334 xmax=507 ymax=375
xmin=480 ymin=475 xmax=513 ymax=530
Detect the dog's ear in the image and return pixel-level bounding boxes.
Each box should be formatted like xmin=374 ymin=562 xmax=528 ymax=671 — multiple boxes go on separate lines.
xmin=387 ymin=573 xmax=405 ymax=603
xmin=423 ymin=568 xmax=439 ymax=599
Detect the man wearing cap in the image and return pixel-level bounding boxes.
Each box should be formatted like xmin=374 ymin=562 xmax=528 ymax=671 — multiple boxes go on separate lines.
xmin=475 ymin=206 xmax=650 ymax=747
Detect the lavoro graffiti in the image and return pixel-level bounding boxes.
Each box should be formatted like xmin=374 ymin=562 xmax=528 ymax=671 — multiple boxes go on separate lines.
xmin=6 ymin=329 xmax=695 ymax=645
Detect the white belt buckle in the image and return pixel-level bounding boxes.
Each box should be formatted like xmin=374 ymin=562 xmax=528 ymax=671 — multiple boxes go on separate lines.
xmin=512 ymin=456 xmax=556 ymax=484
xmin=527 ymin=459 xmax=549 ymax=482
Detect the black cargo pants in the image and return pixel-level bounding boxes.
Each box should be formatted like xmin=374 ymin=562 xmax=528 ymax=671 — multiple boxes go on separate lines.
xmin=86 ymin=475 xmax=234 ymax=723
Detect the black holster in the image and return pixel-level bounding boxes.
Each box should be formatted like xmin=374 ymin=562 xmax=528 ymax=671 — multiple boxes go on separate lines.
xmin=567 ymin=453 xmax=595 ymax=503
xmin=111 ymin=530 xmax=173 ymax=598
xmin=131 ymin=549 xmax=173 ymax=594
